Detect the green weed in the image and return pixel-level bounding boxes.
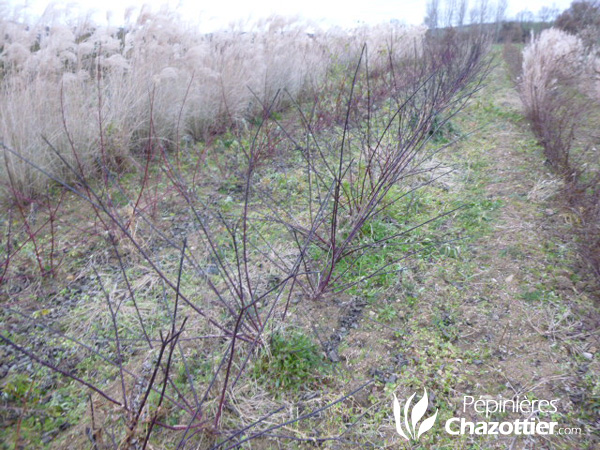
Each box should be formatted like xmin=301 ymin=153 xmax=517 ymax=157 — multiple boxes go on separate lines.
xmin=253 ymin=330 xmax=328 ymax=392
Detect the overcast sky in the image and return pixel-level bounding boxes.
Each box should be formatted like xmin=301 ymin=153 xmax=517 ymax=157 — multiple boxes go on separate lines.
xmin=5 ymin=0 xmax=575 ymax=30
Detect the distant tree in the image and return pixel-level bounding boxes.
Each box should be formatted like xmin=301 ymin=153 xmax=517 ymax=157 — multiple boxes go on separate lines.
xmin=444 ymin=0 xmax=458 ymax=27
xmin=499 ymin=21 xmax=528 ymax=42
xmin=516 ymin=9 xmax=535 ymax=23
xmin=425 ymin=0 xmax=440 ymax=28
xmin=537 ymin=5 xmax=560 ymax=23
xmin=478 ymin=0 xmax=490 ymax=23
xmin=555 ymin=1 xmax=600 ymax=34
xmin=495 ymin=0 xmax=508 ymax=23
xmin=457 ymin=0 xmax=468 ymax=26
xmin=495 ymin=0 xmax=508 ymax=40
xmin=469 ymin=0 xmax=490 ymax=25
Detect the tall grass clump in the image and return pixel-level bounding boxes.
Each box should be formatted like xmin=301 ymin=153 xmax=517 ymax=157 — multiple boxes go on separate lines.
xmin=0 ymin=7 xmax=330 ymax=200
xmin=0 ymin=6 xmax=435 ymax=201
xmin=519 ymin=28 xmax=587 ymax=173
xmin=322 ymin=24 xmax=428 ymax=71
xmin=519 ymin=27 xmax=600 ymax=284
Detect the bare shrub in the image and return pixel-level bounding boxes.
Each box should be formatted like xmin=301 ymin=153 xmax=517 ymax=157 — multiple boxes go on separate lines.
xmin=268 ymin=31 xmax=491 ymax=299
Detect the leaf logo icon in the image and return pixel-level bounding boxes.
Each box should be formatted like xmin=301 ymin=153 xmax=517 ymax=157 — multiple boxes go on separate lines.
xmin=393 ymin=389 xmax=438 ymax=441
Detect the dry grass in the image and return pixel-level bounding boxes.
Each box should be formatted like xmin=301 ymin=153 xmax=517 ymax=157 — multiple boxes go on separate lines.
xmin=527 ymin=175 xmax=564 ymax=202
xmin=518 ymin=28 xmax=600 ymax=286
xmin=0 ymin=6 xmax=430 ymax=201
